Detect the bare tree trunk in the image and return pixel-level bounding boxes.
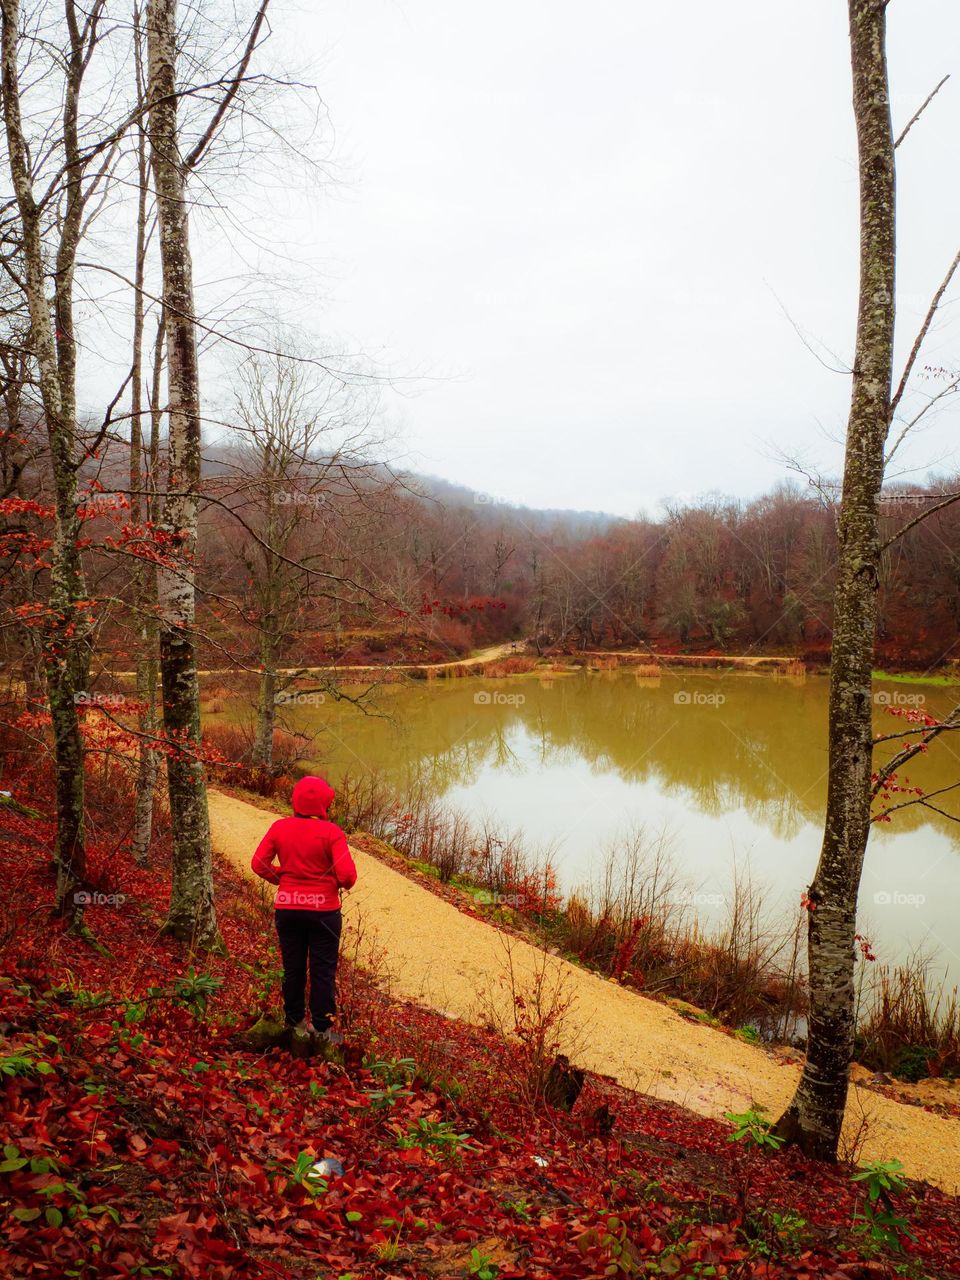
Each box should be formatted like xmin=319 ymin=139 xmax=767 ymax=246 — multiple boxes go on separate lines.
xmin=146 ymin=0 xmax=219 ymax=948
xmin=130 ymin=4 xmax=158 ymax=866
xmin=253 ymin=644 xmax=278 ymax=769
xmin=252 ymin=481 xmax=280 ymax=769
xmin=0 ymin=0 xmax=92 ymax=919
xmin=133 ymin=322 xmax=164 ymax=866
xmin=132 ymin=626 xmax=160 ymax=866
xmin=775 ymin=0 xmax=896 ymax=1160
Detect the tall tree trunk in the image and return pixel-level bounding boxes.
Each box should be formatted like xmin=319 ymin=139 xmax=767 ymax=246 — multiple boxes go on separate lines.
xmin=132 ymin=614 xmax=160 ymax=866
xmin=253 ymin=647 xmax=277 ymax=770
xmin=146 ymin=0 xmax=220 ymax=948
xmin=130 ymin=4 xmax=158 ymax=866
xmin=132 ymin=324 xmax=164 ymax=867
xmin=252 ymin=489 xmax=280 ymax=770
xmin=775 ymin=0 xmax=896 ymax=1160
xmin=0 ymin=0 xmax=90 ymax=918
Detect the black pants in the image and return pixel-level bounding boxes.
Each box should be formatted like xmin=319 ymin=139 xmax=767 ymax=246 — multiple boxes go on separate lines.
xmin=274 ymin=908 xmax=343 ymax=1031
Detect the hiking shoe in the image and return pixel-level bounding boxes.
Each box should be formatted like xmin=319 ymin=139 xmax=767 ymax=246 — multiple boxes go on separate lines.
xmin=290 ymin=1021 xmax=314 ymax=1060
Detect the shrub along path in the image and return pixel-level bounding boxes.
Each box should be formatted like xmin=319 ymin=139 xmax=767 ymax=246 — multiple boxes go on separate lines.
xmin=209 ymin=789 xmax=960 ymax=1193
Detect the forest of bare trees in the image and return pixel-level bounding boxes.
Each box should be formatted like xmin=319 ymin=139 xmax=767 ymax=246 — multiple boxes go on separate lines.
xmin=7 ymin=422 xmax=960 ymax=696
xmin=0 ymin=0 xmax=959 ymax=1216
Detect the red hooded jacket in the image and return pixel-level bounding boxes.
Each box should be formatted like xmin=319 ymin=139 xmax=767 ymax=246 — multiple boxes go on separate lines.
xmin=251 ymin=776 xmax=357 ymax=911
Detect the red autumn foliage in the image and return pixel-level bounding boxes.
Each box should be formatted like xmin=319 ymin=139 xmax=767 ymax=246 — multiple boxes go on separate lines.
xmin=610 ymin=915 xmax=650 ymax=981
xmin=1 ymin=766 xmax=959 ymax=1278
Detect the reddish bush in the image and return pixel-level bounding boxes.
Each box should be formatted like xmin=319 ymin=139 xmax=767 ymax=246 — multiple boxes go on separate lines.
xmin=429 ymin=616 xmax=473 ymax=656
xmin=203 ymin=721 xmax=301 ymax=798
xmin=482 ymin=656 xmax=536 ymax=677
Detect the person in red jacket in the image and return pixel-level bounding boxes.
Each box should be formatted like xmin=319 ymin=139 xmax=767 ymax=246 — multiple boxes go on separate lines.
xmin=251 ymin=775 xmax=357 ymax=1036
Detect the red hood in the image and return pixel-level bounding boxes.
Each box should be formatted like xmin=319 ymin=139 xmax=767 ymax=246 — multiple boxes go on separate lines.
xmin=291 ymin=775 xmax=335 ymax=818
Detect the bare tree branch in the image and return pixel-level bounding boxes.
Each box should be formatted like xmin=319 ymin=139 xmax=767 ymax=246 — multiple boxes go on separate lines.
xmin=872 ymin=779 xmax=960 ymax=823
xmin=894 ymin=74 xmax=949 ymax=149
xmin=890 ymin=247 xmax=960 ymax=418
xmin=871 ymin=703 xmax=960 ymax=794
xmin=880 ymin=488 xmax=960 ymax=551
xmin=184 ymin=0 xmax=271 ymax=171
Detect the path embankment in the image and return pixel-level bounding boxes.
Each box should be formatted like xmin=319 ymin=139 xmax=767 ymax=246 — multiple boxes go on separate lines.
xmin=208 ymin=788 xmax=960 ymax=1193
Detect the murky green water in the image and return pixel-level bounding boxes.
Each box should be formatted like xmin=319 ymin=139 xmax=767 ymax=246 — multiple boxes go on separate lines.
xmin=221 ymin=668 xmax=960 ymax=978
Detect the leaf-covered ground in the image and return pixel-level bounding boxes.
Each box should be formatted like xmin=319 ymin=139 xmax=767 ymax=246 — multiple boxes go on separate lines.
xmin=1 ymin=803 xmax=958 ymax=1280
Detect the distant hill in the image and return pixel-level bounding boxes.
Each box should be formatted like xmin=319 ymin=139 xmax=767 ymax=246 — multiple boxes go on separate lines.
xmin=408 ymin=471 xmax=626 ymax=535
xmin=198 ymin=442 xmax=627 ymax=536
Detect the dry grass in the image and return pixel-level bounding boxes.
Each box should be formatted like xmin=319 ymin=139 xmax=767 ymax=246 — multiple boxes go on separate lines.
xmin=478 ymin=936 xmax=585 ymax=1107
xmin=334 ymin=770 xmax=560 ymax=903
xmin=690 ymin=868 xmax=805 ymax=1034
xmin=856 ymin=956 xmax=960 ymax=1079
xmin=202 ymin=720 xmax=307 ymax=797
xmin=336 ymin=909 xmax=394 ymax=1036
xmin=588 ymin=654 xmax=620 ymax=671
xmin=481 ymin=656 xmax=537 ymax=677
xmin=201 ymin=683 xmax=235 ymax=715
xmin=332 ymin=768 xmax=397 ymax=835
xmin=549 ymin=832 xmax=807 ymax=1037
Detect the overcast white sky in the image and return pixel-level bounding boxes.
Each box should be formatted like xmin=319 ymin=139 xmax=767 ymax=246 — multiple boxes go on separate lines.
xmin=250 ymin=0 xmax=960 ymax=517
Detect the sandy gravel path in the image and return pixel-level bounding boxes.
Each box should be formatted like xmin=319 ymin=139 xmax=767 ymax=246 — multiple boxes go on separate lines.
xmin=578 ymin=651 xmax=797 ymax=669
xmin=209 ymin=789 xmax=960 ymax=1193
xmin=113 ymin=643 xmax=518 ymax=681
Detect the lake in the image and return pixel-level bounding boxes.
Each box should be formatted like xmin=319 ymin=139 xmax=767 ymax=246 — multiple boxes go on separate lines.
xmin=238 ymin=667 xmax=960 ymax=981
